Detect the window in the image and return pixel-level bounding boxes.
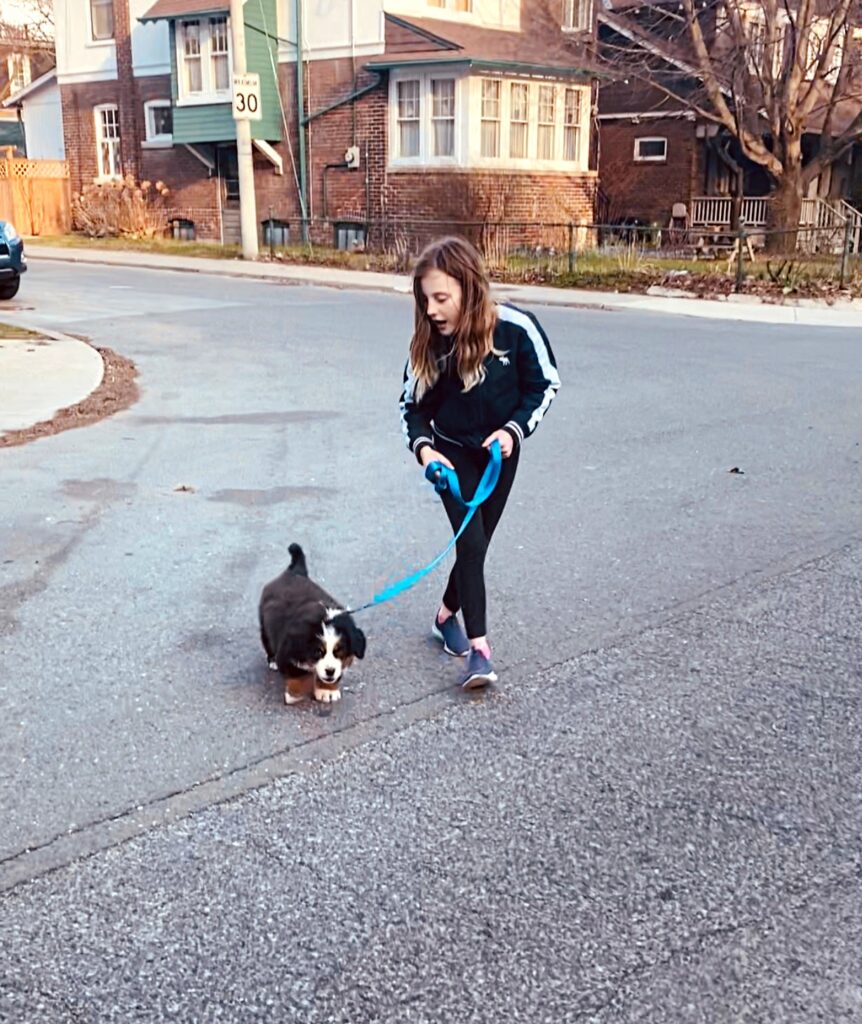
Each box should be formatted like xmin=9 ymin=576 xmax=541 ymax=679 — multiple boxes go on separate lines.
xmin=95 ymin=105 xmax=121 ymax=180
xmin=634 ymin=137 xmax=667 ymax=162
xmin=210 ymin=17 xmax=230 ymax=92
xmin=396 ymin=80 xmax=421 ymax=158
xmin=7 ymin=54 xmax=30 ymax=94
xmin=144 ymin=100 xmax=173 ymax=143
xmin=481 ymin=79 xmax=501 ymax=158
xmin=177 ymin=17 xmax=233 ymax=102
xmin=431 ymin=79 xmax=455 ymax=157
xmin=562 ymin=0 xmax=593 ymax=31
xmin=563 ymin=88 xmax=582 ymax=161
xmin=90 ymin=0 xmax=114 ymax=41
xmin=537 ymin=85 xmax=556 ymax=160
xmin=509 ymin=82 xmax=529 ymax=159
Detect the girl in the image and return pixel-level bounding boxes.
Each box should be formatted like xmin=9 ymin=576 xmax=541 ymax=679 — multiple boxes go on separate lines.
xmin=399 ymin=236 xmax=560 ymax=689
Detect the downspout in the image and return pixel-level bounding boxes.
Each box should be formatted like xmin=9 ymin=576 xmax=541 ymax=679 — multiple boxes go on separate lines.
xmin=294 ymin=0 xmax=309 ymax=242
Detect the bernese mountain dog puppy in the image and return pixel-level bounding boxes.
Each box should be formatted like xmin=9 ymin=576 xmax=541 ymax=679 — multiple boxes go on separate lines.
xmin=259 ymin=543 xmax=366 ymax=705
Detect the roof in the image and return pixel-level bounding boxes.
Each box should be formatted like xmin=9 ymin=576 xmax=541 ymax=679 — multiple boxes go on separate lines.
xmin=139 ymin=0 xmax=228 ymax=22
xmin=1 ymin=67 xmax=56 ymax=107
xmin=367 ymin=14 xmax=596 ymax=79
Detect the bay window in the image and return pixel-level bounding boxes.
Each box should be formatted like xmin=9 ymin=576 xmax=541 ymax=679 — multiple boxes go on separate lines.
xmin=388 ymin=73 xmax=589 ymax=170
xmin=177 ymin=17 xmax=232 ymax=103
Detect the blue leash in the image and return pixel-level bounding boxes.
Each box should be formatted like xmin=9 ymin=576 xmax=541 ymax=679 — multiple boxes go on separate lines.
xmin=345 ymin=440 xmax=503 ymax=615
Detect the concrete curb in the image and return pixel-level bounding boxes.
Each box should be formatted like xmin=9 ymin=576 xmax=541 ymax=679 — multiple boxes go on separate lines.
xmin=27 ymin=243 xmax=862 ymax=328
xmin=0 ymin=327 xmax=105 ymax=435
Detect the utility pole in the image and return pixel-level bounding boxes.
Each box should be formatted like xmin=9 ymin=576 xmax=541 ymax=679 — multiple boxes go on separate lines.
xmin=229 ymin=0 xmax=258 ymax=259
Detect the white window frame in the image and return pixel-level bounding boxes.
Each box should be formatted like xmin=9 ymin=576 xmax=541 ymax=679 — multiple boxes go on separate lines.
xmin=88 ymin=0 xmax=115 ymax=44
xmin=388 ymin=72 xmax=591 ymax=172
xmin=7 ymin=54 xmax=31 ymax=94
xmin=562 ymin=0 xmax=593 ymax=32
xmin=633 ymin=136 xmax=668 ymax=162
xmin=388 ymin=71 xmax=461 ymax=167
xmin=94 ymin=104 xmax=122 ymax=182
xmin=143 ymin=99 xmax=173 ymax=147
xmin=509 ymin=81 xmax=529 ymax=159
xmin=480 ymin=78 xmax=502 ymax=158
xmin=175 ymin=16 xmax=233 ymax=106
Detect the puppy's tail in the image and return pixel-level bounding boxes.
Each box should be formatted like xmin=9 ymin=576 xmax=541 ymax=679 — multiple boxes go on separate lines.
xmin=288 ymin=543 xmax=308 ymax=577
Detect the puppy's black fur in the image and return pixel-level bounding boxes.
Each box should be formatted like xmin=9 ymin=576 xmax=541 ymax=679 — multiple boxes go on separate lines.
xmin=259 ymin=544 xmax=366 ymax=702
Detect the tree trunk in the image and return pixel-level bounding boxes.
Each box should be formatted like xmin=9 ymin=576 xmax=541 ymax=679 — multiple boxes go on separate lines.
xmin=766 ymin=167 xmax=803 ymax=253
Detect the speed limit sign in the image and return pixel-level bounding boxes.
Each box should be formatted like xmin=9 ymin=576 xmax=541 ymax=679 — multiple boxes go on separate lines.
xmin=232 ymin=72 xmax=262 ymax=121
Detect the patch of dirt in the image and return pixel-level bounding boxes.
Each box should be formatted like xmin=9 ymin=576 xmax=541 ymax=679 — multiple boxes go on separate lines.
xmin=0 ymin=344 xmax=139 ymax=449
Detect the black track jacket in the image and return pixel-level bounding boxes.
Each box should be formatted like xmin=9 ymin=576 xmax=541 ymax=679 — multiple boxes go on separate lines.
xmin=399 ymin=303 xmax=560 ymax=457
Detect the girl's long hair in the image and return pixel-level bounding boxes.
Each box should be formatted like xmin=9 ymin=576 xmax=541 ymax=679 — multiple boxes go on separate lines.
xmin=409 ymin=236 xmax=498 ymax=400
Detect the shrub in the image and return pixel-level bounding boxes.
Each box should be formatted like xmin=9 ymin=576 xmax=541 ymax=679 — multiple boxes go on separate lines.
xmin=73 ymin=176 xmax=171 ymax=238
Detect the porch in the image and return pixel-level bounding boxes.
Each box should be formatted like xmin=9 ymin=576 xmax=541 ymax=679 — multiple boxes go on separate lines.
xmin=687 ymin=196 xmax=862 ymax=254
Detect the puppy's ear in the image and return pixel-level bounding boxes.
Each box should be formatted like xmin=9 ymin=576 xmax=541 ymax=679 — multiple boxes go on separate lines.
xmin=349 ymin=623 xmax=366 ymax=660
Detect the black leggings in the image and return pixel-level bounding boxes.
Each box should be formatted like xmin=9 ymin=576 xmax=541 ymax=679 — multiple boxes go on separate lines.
xmin=435 ymin=435 xmax=520 ymax=639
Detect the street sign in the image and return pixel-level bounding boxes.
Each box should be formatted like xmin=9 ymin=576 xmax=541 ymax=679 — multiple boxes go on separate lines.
xmin=232 ymin=72 xmax=262 ymax=121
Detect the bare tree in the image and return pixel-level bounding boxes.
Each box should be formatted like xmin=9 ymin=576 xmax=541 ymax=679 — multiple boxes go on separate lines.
xmin=0 ymin=0 xmax=54 ymax=50
xmin=595 ymin=0 xmax=862 ymax=245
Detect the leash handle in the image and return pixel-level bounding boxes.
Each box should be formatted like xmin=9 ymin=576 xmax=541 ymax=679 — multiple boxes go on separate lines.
xmin=348 ymin=441 xmax=502 ymax=614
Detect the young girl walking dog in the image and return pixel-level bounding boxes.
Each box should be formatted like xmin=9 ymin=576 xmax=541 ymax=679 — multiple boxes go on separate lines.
xmin=399 ymin=236 xmax=560 ymax=689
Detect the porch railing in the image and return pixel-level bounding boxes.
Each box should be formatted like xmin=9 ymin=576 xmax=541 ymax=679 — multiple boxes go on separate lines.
xmin=690 ymin=195 xmax=862 ymax=253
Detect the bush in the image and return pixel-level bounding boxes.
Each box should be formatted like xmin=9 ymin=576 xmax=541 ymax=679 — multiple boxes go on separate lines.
xmin=73 ymin=176 xmax=171 ymax=239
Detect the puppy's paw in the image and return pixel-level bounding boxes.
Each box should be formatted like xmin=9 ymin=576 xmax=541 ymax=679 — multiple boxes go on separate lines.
xmin=268 ymin=659 xmax=278 ymax=671
xmin=284 ymin=690 xmax=304 ymax=705
xmin=314 ymin=686 xmax=342 ymax=704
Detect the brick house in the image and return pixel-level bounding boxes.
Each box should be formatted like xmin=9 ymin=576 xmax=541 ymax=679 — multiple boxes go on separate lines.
xmin=54 ymin=0 xmax=600 ymax=248
xmin=596 ymin=0 xmax=862 ymax=241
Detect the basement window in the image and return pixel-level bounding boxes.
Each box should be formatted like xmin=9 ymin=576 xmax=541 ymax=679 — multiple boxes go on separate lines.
xmin=634 ymin=137 xmax=668 ymax=162
xmin=335 ymin=223 xmax=366 ymax=252
xmin=262 ymin=219 xmax=290 ymax=247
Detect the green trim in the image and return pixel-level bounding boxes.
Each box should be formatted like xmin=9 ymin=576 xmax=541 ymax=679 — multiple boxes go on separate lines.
xmin=139 ymin=5 xmax=227 ymax=23
xmin=366 ymin=57 xmax=596 ymax=80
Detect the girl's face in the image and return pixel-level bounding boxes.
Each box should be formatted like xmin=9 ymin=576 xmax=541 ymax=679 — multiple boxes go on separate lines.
xmin=421 ymin=268 xmax=463 ymax=337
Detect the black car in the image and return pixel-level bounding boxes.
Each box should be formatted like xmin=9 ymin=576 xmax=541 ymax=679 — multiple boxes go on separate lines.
xmin=0 ymin=220 xmax=27 ymax=300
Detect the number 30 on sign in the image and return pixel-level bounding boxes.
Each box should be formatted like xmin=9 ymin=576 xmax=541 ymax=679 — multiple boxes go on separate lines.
xmin=232 ymin=73 xmax=262 ymax=121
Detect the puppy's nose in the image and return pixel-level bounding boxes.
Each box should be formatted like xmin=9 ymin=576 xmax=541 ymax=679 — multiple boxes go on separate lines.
xmin=324 ymin=667 xmax=336 ymax=680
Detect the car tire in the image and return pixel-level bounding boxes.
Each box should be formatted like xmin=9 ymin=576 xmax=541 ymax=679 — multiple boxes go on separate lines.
xmin=0 ymin=276 xmax=20 ymax=300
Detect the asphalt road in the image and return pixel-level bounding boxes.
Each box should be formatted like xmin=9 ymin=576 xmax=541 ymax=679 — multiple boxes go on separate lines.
xmin=0 ymin=261 xmax=860 ymax=1022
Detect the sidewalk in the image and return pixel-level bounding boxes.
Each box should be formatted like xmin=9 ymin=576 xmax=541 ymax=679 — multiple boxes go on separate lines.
xmin=27 ymin=242 xmax=862 ymax=328
xmin=0 ymin=328 xmax=104 ymax=437
xmin=2 ymin=242 xmax=861 ymax=444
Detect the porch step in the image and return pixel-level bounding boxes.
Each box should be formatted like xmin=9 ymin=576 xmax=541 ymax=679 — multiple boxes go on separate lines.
xmin=221 ymin=208 xmax=241 ymax=245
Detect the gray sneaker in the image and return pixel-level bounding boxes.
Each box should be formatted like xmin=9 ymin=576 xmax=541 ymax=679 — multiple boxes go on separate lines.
xmin=460 ymin=648 xmax=498 ymax=689
xmin=432 ymin=614 xmax=470 ymax=657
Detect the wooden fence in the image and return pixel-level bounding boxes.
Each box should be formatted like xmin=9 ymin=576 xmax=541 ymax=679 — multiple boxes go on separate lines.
xmin=0 ymin=147 xmax=71 ymax=236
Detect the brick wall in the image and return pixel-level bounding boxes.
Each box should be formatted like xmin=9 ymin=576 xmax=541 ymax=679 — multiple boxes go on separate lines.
xmin=598 ymin=117 xmax=701 ymax=225
xmin=61 ymin=36 xmax=598 ymax=245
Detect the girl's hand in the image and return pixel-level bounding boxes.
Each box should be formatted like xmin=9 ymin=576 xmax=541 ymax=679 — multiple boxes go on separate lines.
xmin=420 ymin=447 xmax=455 ymax=472
xmin=482 ymin=429 xmax=515 ymax=459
